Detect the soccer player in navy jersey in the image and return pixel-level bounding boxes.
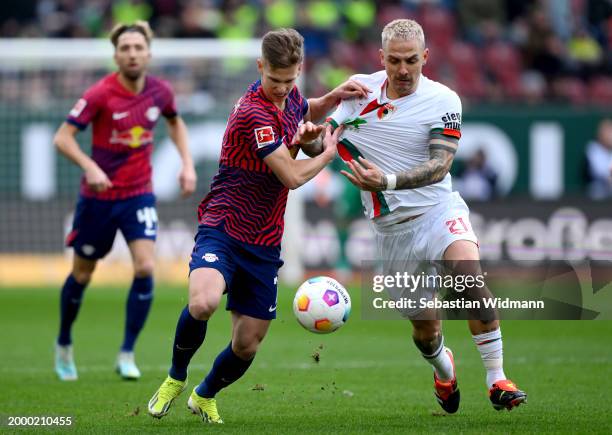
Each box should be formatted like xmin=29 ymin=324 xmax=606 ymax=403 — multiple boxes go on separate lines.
xmin=53 ymin=21 xmax=197 ymax=381
xmin=147 ymin=28 xmax=370 ymax=423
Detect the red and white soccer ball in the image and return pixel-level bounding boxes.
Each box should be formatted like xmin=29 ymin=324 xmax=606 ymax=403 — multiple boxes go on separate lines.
xmin=293 ymin=276 xmax=351 ymax=334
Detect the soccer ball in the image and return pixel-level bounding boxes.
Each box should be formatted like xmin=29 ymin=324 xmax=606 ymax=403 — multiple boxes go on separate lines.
xmin=293 ymin=276 xmax=351 ymax=334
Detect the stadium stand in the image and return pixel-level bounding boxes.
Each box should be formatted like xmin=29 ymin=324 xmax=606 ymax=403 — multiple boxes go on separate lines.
xmin=1 ymin=0 xmax=611 ymax=105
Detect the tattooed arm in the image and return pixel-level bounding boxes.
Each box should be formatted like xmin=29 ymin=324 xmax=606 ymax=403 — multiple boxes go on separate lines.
xmin=393 ymin=138 xmax=458 ymax=189
xmin=340 ymin=136 xmax=459 ymax=192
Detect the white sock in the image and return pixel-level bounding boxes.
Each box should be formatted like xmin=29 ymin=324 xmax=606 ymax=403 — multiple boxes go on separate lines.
xmin=473 ymin=328 xmax=506 ymax=388
xmin=421 ymin=336 xmax=454 ymax=381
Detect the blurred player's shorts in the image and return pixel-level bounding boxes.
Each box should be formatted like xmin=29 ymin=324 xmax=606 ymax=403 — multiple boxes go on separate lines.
xmin=66 ymin=193 xmax=157 ymax=260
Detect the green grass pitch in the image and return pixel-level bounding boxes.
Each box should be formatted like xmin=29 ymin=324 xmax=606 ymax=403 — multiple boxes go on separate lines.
xmin=1 ymin=284 xmax=611 ymax=434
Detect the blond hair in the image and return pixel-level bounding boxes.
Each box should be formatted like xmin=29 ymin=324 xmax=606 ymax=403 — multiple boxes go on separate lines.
xmin=261 ymin=28 xmax=304 ymax=69
xmin=381 ymin=19 xmax=425 ymax=49
xmin=110 ymin=20 xmax=154 ymax=47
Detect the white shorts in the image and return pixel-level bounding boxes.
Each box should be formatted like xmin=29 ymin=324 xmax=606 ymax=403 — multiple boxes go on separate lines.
xmin=372 ymin=192 xmax=478 ymax=318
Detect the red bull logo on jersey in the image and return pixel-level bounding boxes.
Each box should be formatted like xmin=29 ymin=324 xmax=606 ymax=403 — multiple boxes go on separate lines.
xmin=110 ymin=126 xmax=153 ymax=148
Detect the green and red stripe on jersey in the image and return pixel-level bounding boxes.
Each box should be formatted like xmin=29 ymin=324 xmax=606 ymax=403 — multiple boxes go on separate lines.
xmin=337 ymin=138 xmax=390 ymax=217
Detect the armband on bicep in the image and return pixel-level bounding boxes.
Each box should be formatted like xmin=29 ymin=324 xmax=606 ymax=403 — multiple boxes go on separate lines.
xmin=430 ymin=130 xmax=460 ymax=145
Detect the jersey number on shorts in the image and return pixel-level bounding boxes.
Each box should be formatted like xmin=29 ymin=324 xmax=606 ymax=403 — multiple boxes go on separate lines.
xmin=446 ymin=217 xmax=469 ymax=235
xmin=137 ymin=207 xmax=158 ymax=236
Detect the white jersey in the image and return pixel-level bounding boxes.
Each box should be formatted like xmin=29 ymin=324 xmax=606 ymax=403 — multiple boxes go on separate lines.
xmin=329 ymin=71 xmax=462 ymax=224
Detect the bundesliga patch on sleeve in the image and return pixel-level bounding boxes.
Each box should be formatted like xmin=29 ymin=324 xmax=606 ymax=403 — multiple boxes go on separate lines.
xmin=69 ymin=98 xmax=87 ymax=117
xmin=254 ymin=126 xmax=276 ymax=148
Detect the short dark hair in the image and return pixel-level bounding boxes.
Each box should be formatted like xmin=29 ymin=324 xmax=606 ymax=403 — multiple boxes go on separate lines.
xmin=110 ymin=20 xmax=154 ymax=48
xmin=261 ymin=28 xmax=304 ymax=69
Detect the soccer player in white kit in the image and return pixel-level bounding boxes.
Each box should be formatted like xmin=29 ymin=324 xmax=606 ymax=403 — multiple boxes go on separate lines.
xmin=295 ymin=19 xmax=527 ymax=413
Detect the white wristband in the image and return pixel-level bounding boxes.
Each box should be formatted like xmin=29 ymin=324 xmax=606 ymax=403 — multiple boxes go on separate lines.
xmin=385 ymin=174 xmax=397 ymax=190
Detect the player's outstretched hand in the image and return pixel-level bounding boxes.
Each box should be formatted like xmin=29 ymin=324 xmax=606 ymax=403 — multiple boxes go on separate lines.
xmin=85 ymin=163 xmax=113 ymax=192
xmin=341 ymin=156 xmax=386 ymax=192
xmin=179 ymin=164 xmax=197 ymax=197
xmin=292 ymin=121 xmax=326 ymax=145
xmin=331 ymin=79 xmax=371 ymax=101
xmin=322 ymin=125 xmax=343 ymax=161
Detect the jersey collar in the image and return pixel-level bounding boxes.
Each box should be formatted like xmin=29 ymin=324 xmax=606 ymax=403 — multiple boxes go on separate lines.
xmin=254 ymin=80 xmax=295 ymax=113
xmin=112 ymin=72 xmax=149 ymax=96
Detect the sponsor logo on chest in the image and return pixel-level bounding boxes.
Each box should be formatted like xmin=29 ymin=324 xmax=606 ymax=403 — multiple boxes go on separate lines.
xmin=146 ymin=106 xmax=160 ymax=122
xmin=376 ymin=103 xmax=396 ymax=121
xmin=110 ymin=126 xmax=153 ymax=148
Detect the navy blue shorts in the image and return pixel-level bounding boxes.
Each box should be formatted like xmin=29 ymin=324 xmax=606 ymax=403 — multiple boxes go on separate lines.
xmin=66 ymin=193 xmax=157 ymax=260
xmin=189 ymin=226 xmax=283 ymax=320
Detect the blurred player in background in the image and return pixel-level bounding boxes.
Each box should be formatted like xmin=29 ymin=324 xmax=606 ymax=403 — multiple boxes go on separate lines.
xmin=147 ymin=28 xmax=368 ymax=424
xmin=53 ymin=21 xmax=197 ymax=381
xmin=298 ymin=19 xmax=527 ymax=413
xmin=585 ymin=118 xmax=612 ymax=199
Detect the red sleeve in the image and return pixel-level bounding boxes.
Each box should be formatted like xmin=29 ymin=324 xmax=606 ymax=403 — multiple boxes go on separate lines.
xmin=66 ymin=83 xmax=103 ymax=130
xmin=298 ymin=90 xmax=309 ymax=118
xmin=239 ymin=108 xmax=283 ymax=159
xmin=161 ymin=80 xmax=178 ymax=118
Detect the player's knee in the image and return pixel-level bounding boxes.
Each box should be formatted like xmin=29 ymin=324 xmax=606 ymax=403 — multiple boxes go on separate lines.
xmin=412 ymin=321 xmax=441 ymax=343
xmin=72 ymin=270 xmax=93 ymax=284
xmin=232 ymin=338 xmax=260 ymax=360
xmin=134 ymin=259 xmax=155 ymax=278
xmin=71 ymin=265 xmax=95 ymax=284
xmin=413 ymin=332 xmax=443 ymax=356
xmin=413 ymin=331 xmax=441 ymax=349
xmin=188 ymin=298 xmax=218 ymax=320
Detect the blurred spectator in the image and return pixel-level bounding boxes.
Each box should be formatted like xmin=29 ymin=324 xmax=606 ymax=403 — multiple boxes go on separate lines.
xmin=457 ymin=0 xmax=505 ymax=45
xmin=311 ymin=58 xmax=355 ymax=97
xmin=1 ymin=0 xmax=611 ymax=105
xmin=175 ymin=0 xmax=221 ymax=38
xmin=305 ymin=0 xmax=339 ymax=30
xmin=587 ymin=0 xmax=612 ymax=43
xmin=523 ymin=6 xmax=568 ymax=82
xmin=263 ymin=0 xmax=296 ymax=29
xmin=342 ymin=0 xmax=376 ymax=41
xmin=298 ymin=0 xmax=340 ymax=58
xmin=112 ymin=0 xmax=152 ymax=26
xmin=521 ymin=70 xmax=547 ymax=104
xmin=585 ymin=119 xmax=612 ymax=200
xmin=217 ymin=0 xmax=259 ymax=39
xmin=454 ymin=149 xmax=498 ymax=201
xmin=544 ymin=0 xmax=572 ymax=42
xmin=568 ymin=25 xmax=603 ymax=79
